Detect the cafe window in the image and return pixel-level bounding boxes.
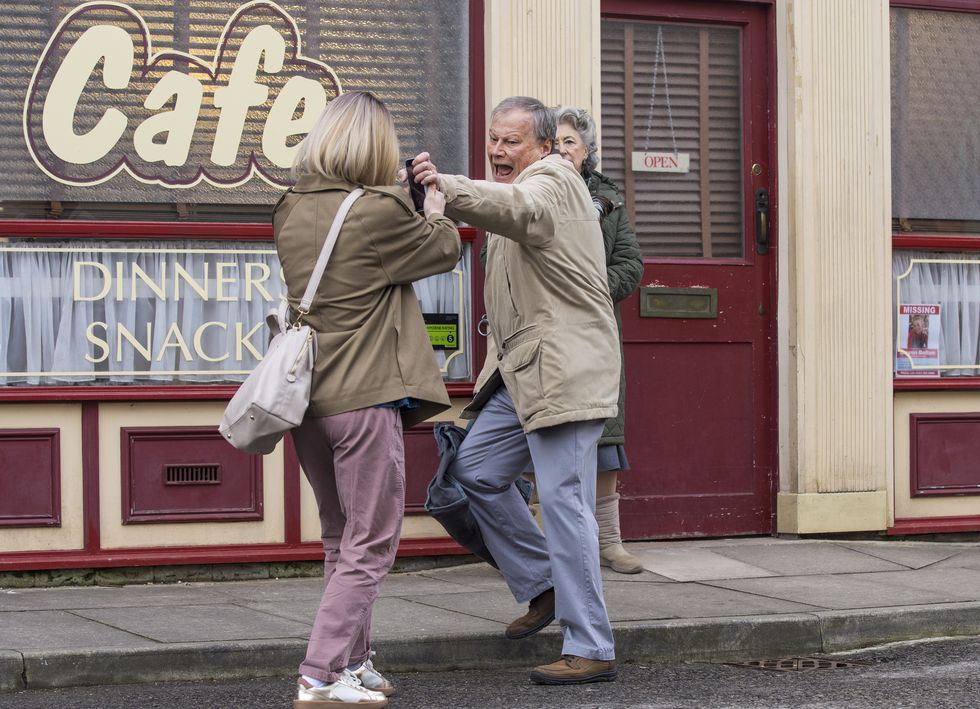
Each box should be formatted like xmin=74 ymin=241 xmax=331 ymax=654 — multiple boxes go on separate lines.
xmin=1 ymin=0 xmax=470 ymax=222
xmin=0 ymin=1 xmax=475 ymax=388
xmin=891 ymin=6 xmax=979 ymax=236
xmin=891 ymin=4 xmax=980 ymax=384
xmin=0 ymin=239 xmax=472 ymax=385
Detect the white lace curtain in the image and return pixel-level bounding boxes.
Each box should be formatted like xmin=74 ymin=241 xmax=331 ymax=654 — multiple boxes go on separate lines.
xmin=0 ymin=240 xmax=471 ymax=385
xmin=893 ymin=250 xmax=980 ymax=376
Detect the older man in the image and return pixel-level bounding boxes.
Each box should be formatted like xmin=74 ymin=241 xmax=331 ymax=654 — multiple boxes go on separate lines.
xmin=414 ymin=96 xmax=621 ymax=684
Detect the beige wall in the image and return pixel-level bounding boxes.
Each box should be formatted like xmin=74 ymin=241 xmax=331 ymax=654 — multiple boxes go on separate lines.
xmin=776 ymin=0 xmax=894 ymax=533
xmin=893 ymin=392 xmax=980 ymax=521
xmin=0 ymin=405 xmax=84 ymax=553
xmin=484 ymin=0 xmax=601 ymax=132
xmin=98 ymin=403 xmax=286 ymax=549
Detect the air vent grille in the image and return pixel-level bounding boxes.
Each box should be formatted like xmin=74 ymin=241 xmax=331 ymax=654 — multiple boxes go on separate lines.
xmin=164 ymin=464 xmax=221 ymax=485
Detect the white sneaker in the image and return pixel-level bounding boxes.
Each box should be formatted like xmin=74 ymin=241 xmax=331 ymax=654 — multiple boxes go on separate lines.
xmin=351 ymin=657 xmax=396 ymax=696
xmin=294 ymin=671 xmax=388 ymax=707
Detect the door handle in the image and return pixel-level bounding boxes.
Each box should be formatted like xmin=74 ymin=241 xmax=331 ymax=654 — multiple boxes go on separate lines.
xmin=755 ymin=187 xmax=769 ymax=255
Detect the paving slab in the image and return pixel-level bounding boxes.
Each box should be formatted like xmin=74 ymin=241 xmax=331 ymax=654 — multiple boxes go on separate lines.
xmin=932 ymin=549 xmax=980 ymax=571
xmin=234 ymin=598 xmax=320 ymax=625
xmin=836 ymin=541 xmax=966 ymax=569
xmin=862 ymin=566 xmax=980 ymax=600
xmin=602 ymin=580 xmax=823 ymax=620
xmin=371 ymin=596 xmax=508 ymax=638
xmin=198 ymin=578 xmax=324 ymax=604
xmin=0 ymin=584 xmax=226 ymax=612
xmin=630 ymin=547 xmax=777 ymax=581
xmin=414 ymin=564 xmax=512 ymax=591
xmin=600 ymin=567 xmax=674 ymax=583
xmin=0 ymin=610 xmax=152 ymax=650
xmin=399 ymin=589 xmax=527 ymax=625
xmin=710 ymin=542 xmax=909 ymax=575
xmin=71 ymin=604 xmax=312 ymax=643
xmin=377 ymin=572 xmax=492 ymax=597
xmin=704 ymin=572 xmax=976 ymax=610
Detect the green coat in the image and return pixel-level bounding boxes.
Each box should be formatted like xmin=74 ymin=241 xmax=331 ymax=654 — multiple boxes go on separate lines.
xmin=587 ymin=170 xmax=643 ymax=446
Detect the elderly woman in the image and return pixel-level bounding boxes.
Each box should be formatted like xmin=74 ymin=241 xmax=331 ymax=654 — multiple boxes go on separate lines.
xmin=276 ymin=91 xmax=460 ymax=707
xmin=555 ymin=106 xmax=644 ymax=575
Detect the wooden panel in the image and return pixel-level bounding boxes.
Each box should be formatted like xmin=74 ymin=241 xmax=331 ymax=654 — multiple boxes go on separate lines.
xmin=618 ymin=342 xmax=770 ymax=537
xmin=910 ymin=413 xmax=980 ymax=496
xmin=404 ymin=423 xmax=439 ymax=515
xmin=0 ymin=428 xmax=60 ymax=527
xmin=888 ymin=514 xmax=980 ymax=535
xmin=121 ymin=426 xmax=262 ymax=523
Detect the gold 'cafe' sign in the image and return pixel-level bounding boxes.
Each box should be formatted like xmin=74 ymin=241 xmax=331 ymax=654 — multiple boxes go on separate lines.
xmin=23 ymin=1 xmax=341 ymax=189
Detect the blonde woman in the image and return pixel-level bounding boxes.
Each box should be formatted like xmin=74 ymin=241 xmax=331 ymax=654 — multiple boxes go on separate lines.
xmin=275 ymin=91 xmax=461 ymax=707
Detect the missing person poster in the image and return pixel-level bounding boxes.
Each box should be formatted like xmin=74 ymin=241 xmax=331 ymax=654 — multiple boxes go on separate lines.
xmin=895 ymin=304 xmax=941 ymax=378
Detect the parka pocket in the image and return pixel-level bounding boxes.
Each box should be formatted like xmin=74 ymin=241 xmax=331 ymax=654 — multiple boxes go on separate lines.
xmin=499 ymin=337 xmax=541 ymax=373
xmin=499 ymin=337 xmax=545 ymax=422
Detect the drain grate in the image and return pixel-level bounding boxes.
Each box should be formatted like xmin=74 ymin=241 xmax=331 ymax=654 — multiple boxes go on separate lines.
xmin=731 ymin=657 xmax=867 ymax=672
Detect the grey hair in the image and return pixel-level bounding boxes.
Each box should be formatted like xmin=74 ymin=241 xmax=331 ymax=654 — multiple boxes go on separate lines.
xmin=555 ymin=105 xmax=599 ymax=174
xmin=491 ymin=96 xmax=556 ymax=149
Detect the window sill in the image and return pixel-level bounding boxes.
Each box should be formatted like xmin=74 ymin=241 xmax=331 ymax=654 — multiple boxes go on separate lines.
xmin=894 ymin=377 xmax=980 ymax=391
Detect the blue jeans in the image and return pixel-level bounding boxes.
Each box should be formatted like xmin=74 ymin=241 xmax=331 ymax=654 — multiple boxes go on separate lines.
xmin=447 ymin=387 xmax=615 ymax=660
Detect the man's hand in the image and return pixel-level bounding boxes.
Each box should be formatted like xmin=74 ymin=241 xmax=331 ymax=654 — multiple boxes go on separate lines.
xmin=410 ymin=151 xmax=441 ymax=188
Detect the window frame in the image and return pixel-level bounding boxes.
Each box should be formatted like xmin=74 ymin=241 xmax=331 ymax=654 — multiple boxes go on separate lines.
xmin=0 ymin=0 xmax=486 ymax=402
xmin=891 ymin=0 xmax=980 ymax=391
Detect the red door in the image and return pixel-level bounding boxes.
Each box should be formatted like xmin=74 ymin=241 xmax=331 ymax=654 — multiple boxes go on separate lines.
xmin=601 ymin=1 xmax=776 ymax=537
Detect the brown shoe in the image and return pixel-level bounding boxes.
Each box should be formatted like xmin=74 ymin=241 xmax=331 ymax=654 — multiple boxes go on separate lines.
xmin=505 ymin=588 xmax=555 ymax=639
xmin=529 ymin=655 xmax=618 ymax=685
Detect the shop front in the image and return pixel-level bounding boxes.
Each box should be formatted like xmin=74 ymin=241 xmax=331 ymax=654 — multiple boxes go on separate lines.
xmin=1 ymin=0 xmax=978 ymax=573
xmin=0 ymin=0 xmax=483 ymax=570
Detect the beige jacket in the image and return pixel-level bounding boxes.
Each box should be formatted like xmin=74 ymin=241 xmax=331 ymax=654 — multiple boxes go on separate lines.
xmin=439 ymin=155 xmax=620 ymax=432
xmin=273 ymin=175 xmax=462 ymax=428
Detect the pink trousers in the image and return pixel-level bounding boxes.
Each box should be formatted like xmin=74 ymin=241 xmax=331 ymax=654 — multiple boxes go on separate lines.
xmin=290 ymin=406 xmax=405 ymax=682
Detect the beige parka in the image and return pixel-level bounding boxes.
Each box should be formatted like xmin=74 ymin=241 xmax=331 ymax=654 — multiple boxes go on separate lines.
xmin=438 ymin=155 xmax=621 ymax=432
xmin=273 ymin=175 xmax=462 ymax=428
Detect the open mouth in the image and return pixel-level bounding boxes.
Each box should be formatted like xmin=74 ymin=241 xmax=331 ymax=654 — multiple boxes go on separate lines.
xmin=493 ymin=163 xmax=514 ymax=180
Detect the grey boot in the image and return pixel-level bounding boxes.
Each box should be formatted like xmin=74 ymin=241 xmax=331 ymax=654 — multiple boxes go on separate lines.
xmin=595 ymin=493 xmax=644 ymax=574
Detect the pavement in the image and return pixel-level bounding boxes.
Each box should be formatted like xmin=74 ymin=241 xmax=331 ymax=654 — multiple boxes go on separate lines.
xmin=2 ymin=537 xmax=980 ymax=691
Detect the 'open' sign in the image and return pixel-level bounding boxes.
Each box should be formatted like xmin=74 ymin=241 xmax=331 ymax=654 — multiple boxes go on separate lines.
xmin=631 ymin=151 xmax=690 ymax=174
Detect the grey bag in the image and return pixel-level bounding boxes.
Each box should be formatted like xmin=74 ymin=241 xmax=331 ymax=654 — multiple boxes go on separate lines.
xmin=425 ymin=422 xmax=533 ymax=567
xmin=219 ymin=188 xmax=364 ymax=454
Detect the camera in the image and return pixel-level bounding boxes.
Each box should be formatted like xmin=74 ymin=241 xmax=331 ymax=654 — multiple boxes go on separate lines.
xmin=405 ymin=158 xmax=426 ymax=213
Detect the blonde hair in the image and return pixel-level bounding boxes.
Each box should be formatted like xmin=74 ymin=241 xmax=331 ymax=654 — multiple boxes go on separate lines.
xmin=292 ymin=91 xmax=399 ymax=186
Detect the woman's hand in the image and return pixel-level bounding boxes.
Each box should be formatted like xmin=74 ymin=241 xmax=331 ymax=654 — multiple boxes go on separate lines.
xmin=423 ymin=185 xmax=446 ymax=218
xmin=407 ymin=151 xmax=445 ymax=217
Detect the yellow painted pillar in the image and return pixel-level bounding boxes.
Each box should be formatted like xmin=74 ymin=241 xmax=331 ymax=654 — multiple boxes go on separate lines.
xmin=776 ymin=0 xmax=893 ymax=533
